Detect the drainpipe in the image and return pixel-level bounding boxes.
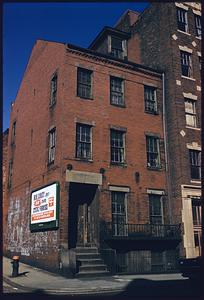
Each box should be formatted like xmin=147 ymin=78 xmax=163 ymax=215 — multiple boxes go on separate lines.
xmin=162 ymin=72 xmax=172 ymax=224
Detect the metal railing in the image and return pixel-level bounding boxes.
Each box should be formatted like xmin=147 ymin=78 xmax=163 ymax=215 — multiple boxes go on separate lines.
xmin=100 ymin=222 xmax=181 ymax=240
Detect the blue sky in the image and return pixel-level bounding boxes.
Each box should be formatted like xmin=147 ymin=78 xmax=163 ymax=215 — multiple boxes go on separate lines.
xmin=3 ymin=2 xmax=149 ymax=130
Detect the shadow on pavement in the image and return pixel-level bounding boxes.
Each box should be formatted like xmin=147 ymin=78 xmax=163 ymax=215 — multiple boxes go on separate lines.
xmin=117 ymin=278 xmax=202 ymax=298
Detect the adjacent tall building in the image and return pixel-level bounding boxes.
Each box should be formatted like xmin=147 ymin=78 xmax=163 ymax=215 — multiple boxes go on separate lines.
xmin=3 ymin=2 xmax=201 ymax=276
xmin=116 ymin=1 xmax=202 ymax=259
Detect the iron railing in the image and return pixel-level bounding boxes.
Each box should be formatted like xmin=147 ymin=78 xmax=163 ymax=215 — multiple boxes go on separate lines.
xmin=100 ymin=222 xmax=181 ymax=240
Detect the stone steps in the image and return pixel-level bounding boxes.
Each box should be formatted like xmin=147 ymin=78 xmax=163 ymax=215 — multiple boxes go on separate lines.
xmin=75 ymin=247 xmax=110 ymax=277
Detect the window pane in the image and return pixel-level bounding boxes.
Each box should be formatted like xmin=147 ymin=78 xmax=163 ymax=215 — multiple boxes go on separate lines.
xmin=76 ymin=124 xmax=91 ymax=159
xmin=110 ymin=77 xmax=124 ymax=105
xmin=177 ymin=8 xmax=188 ymax=32
xmin=77 ymin=68 xmax=92 ymax=98
xmin=112 ymin=192 xmax=127 ymax=236
xmin=146 ymin=136 xmax=160 ymax=168
xmin=110 ymin=130 xmax=125 ymax=163
xmin=180 ymin=51 xmax=192 ymax=77
xmin=149 ymin=194 xmax=163 ymax=224
xmin=189 ymin=150 xmax=201 ymax=180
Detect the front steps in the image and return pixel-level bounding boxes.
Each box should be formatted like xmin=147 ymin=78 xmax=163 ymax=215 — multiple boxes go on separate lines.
xmin=75 ymin=247 xmax=110 ymax=277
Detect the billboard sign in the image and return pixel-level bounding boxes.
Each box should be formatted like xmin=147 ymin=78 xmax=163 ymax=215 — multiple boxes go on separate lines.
xmin=30 ymin=182 xmax=59 ymax=231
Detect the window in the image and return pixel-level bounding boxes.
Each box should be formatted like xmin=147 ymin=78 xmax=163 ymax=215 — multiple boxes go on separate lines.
xmin=177 ymin=8 xmax=188 ymax=32
xmin=192 ymin=198 xmax=201 ymax=226
xmin=198 ymin=56 xmax=202 ymax=71
xmin=76 ymin=123 xmax=92 ymax=159
xmin=146 ymin=136 xmax=161 ymax=168
xmin=195 ymin=15 xmax=201 ymax=37
xmin=50 ymin=73 xmax=57 ymax=106
xmin=8 ymin=160 xmax=13 ymax=189
xmin=149 ymin=194 xmax=163 ymax=224
xmin=185 ymin=99 xmax=197 ymax=127
xmin=144 ymin=86 xmax=157 ymax=113
xmin=77 ymin=68 xmax=92 ymax=99
xmin=112 ymin=191 xmax=127 ymax=236
xmin=110 ymin=77 xmax=124 ymax=106
xmin=180 ymin=51 xmax=192 ymax=77
xmin=110 ymin=129 xmax=125 ymax=163
xmin=48 ymin=128 xmax=56 ymax=164
xmin=111 ymin=36 xmax=124 ymax=59
xmin=11 ymin=121 xmax=16 ymax=145
xmin=189 ymin=150 xmax=201 ymax=180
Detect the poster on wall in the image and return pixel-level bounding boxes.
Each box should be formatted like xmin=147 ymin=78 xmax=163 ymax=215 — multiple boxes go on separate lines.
xmin=30 ymin=182 xmax=60 ymax=231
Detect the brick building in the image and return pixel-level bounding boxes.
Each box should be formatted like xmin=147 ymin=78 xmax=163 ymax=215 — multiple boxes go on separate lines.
xmin=115 ymin=2 xmax=202 ymax=259
xmin=4 ymin=3 xmax=194 ymax=276
xmin=3 ymin=129 xmax=9 ymax=253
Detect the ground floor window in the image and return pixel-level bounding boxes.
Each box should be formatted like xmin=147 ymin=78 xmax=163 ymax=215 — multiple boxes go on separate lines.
xmin=111 ymin=191 xmax=127 ymax=236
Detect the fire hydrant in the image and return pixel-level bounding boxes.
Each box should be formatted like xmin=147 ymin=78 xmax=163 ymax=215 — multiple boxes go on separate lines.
xmin=11 ymin=256 xmax=19 ymax=277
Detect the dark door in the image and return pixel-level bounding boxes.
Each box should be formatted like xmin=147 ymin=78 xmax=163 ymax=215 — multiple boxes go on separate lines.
xmin=68 ymin=183 xmax=98 ymax=248
xmin=77 ymin=202 xmax=91 ymax=246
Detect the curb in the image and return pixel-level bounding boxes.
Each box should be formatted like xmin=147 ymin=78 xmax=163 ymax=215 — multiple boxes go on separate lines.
xmin=3 ymin=276 xmax=124 ymax=295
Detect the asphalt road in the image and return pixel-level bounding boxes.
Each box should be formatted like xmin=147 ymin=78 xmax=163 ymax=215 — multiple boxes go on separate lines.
xmin=3 ymin=276 xmax=202 ymax=297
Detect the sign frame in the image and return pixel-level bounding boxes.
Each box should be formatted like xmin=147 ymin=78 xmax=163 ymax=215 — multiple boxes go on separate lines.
xmin=30 ymin=182 xmax=60 ymax=232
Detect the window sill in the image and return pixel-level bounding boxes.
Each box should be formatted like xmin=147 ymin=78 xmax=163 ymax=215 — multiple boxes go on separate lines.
xmin=177 ymin=29 xmax=191 ymax=36
xmin=110 ymin=103 xmax=126 ymax=108
xmin=75 ymin=157 xmax=93 ymax=163
xmin=145 ymin=110 xmax=159 ymax=115
xmin=49 ymin=103 xmax=56 ymax=109
xmin=77 ymin=95 xmax=93 ymax=100
xmin=147 ymin=166 xmax=162 ymax=171
xmin=110 ymin=162 xmax=127 ymax=168
xmin=195 ymin=36 xmax=201 ymax=40
xmin=181 ymin=76 xmax=196 ymax=81
xmin=186 ymin=126 xmax=201 ymax=131
xmin=190 ymin=180 xmax=201 ymax=184
xmin=47 ymin=161 xmax=55 ymax=167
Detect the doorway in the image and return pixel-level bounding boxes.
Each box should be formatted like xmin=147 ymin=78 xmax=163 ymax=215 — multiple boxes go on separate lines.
xmin=68 ymin=183 xmax=98 ymax=248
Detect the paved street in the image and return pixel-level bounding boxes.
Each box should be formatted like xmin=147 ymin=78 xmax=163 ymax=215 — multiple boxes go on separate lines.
xmin=3 ymin=256 xmax=202 ymax=297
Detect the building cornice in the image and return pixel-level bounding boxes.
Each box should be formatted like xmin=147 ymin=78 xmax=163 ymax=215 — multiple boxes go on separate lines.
xmin=66 ymin=43 xmax=162 ymax=78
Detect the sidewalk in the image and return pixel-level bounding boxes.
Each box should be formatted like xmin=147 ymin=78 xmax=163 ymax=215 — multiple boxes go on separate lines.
xmin=3 ymin=256 xmax=185 ymax=296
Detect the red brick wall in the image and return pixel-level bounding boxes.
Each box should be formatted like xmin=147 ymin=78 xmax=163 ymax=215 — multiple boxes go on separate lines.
xmin=5 ymin=39 xmax=166 ymax=271
xmin=3 ymin=129 xmax=9 ymax=253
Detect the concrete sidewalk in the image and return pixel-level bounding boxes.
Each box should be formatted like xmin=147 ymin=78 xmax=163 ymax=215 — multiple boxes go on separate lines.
xmin=3 ymin=256 xmax=186 ymax=296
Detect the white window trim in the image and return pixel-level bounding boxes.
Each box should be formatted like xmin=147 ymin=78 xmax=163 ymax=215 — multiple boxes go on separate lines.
xmin=181 ymin=76 xmax=196 ymax=81
xmin=183 ymin=92 xmax=198 ymax=100
xmin=147 ymin=189 xmax=165 ymax=195
xmin=186 ymin=126 xmax=201 ymax=131
xmin=175 ymin=2 xmax=189 ymax=10
xmin=109 ymin=186 xmax=130 ymax=192
xmin=179 ymin=45 xmax=193 ymax=53
xmin=186 ymin=143 xmax=201 ymax=151
xmin=193 ymin=9 xmax=201 ymax=16
xmin=177 ymin=29 xmax=191 ymax=36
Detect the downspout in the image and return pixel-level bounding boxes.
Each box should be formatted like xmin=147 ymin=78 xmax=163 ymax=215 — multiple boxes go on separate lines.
xmin=162 ymin=72 xmax=172 ymax=224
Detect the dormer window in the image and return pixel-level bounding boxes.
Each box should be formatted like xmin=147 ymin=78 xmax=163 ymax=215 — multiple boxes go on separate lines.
xmin=111 ymin=37 xmax=124 ymax=59
xmin=109 ymin=35 xmax=127 ymax=59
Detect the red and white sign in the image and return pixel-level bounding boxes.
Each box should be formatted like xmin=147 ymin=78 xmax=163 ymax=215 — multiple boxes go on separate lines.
xmin=31 ymin=183 xmax=57 ymax=224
